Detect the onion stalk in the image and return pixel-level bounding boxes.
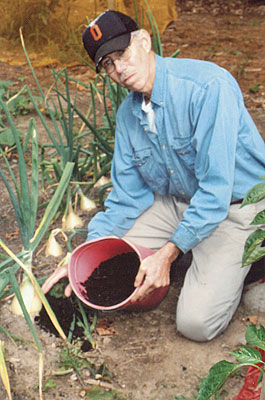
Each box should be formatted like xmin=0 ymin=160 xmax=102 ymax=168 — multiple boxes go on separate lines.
xmin=0 ymin=341 xmax=11 ymax=400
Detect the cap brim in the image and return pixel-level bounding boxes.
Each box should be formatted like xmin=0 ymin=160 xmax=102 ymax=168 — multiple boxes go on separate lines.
xmin=95 ymin=33 xmax=131 ymax=72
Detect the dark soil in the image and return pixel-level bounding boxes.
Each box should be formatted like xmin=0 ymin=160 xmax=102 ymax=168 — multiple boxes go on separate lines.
xmin=35 ymin=281 xmax=94 ymax=352
xmin=81 ymin=252 xmax=140 ymax=306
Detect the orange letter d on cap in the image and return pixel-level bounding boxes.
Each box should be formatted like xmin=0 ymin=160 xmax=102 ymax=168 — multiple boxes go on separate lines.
xmin=90 ymin=24 xmax=102 ymax=41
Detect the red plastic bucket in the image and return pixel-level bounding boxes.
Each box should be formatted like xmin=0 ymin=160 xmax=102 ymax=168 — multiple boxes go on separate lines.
xmin=68 ymin=236 xmax=169 ymax=311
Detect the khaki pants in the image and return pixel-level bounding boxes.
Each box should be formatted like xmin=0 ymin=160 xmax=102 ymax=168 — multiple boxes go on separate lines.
xmin=123 ymin=193 xmax=265 ymax=341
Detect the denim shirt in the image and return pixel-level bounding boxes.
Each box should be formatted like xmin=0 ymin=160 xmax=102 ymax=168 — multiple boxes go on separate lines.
xmin=87 ymin=55 xmax=265 ymax=253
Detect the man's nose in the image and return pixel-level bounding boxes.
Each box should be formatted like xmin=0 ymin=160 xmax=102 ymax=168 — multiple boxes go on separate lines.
xmin=114 ymin=58 xmax=127 ymax=73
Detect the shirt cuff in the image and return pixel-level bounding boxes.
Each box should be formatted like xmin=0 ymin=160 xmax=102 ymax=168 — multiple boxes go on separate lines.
xmin=169 ymin=224 xmax=200 ymax=253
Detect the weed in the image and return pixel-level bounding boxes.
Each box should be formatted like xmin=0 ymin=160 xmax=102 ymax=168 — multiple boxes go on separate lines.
xmin=76 ymin=299 xmax=97 ymax=348
xmin=85 ymin=386 xmax=128 ymax=399
xmin=206 ymin=47 xmax=218 ymax=61
xmin=57 ymin=340 xmax=87 ymax=374
xmin=35 ymin=377 xmax=57 ymax=392
xmin=250 ymin=84 xmax=260 ymax=94
xmin=56 ymin=341 xmax=115 ymax=387
xmin=0 ymin=79 xmax=41 ymax=146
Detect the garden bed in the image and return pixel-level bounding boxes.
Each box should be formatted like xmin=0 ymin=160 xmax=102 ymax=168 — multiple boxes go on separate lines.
xmin=0 ymin=1 xmax=265 ymax=399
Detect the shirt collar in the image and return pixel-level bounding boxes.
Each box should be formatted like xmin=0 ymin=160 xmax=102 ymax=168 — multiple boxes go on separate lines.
xmin=150 ymin=54 xmax=166 ymax=107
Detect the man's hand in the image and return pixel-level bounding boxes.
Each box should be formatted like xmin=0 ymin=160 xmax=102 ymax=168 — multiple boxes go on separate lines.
xmin=131 ymin=242 xmax=180 ymax=302
xmin=41 ymin=263 xmax=72 ymax=297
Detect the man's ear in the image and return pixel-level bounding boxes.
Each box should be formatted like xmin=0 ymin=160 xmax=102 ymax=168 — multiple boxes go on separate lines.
xmin=139 ymin=29 xmax=152 ymax=52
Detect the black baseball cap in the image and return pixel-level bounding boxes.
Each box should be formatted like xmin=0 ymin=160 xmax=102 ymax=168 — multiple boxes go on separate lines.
xmin=82 ymin=10 xmax=138 ymax=72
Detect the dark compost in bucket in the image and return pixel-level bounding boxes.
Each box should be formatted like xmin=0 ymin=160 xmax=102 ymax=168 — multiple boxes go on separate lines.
xmin=80 ymin=252 xmax=140 ymax=306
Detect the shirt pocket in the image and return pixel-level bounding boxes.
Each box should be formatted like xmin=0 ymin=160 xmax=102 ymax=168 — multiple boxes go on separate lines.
xmin=171 ymin=138 xmax=195 ymax=172
xmin=132 ymin=147 xmax=168 ymax=193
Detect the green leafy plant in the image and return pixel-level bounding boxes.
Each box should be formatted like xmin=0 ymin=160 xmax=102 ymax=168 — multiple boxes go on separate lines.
xmin=182 ymin=176 xmax=265 ymax=400
xmin=196 ymin=324 xmax=265 ymax=399
xmin=241 ymin=176 xmax=265 ymax=266
xmin=193 ymin=177 xmax=265 ymax=399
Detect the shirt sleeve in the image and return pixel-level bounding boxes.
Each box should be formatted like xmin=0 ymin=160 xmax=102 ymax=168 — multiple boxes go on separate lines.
xmin=169 ymin=78 xmax=241 ymax=253
xmin=87 ymin=109 xmax=154 ymax=241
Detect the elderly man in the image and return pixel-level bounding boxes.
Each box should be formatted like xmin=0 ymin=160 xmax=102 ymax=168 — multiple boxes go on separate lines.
xmin=42 ymin=10 xmax=265 ymax=342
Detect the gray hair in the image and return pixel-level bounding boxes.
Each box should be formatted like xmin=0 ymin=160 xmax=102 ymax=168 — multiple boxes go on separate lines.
xmin=131 ymin=30 xmax=142 ymax=40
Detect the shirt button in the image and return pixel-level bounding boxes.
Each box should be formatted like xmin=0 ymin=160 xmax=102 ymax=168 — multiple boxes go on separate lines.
xmin=160 ymin=101 xmax=163 ymax=105
xmin=162 ymin=145 xmax=166 ymax=150
xmin=169 ymin=169 xmax=174 ymax=175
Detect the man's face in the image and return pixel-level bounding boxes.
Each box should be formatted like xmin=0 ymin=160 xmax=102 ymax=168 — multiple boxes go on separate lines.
xmin=99 ymin=31 xmax=155 ymax=97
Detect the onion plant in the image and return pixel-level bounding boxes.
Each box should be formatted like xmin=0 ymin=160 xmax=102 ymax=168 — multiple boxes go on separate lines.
xmin=0 ymin=95 xmax=74 ymax=397
xmin=133 ymin=0 xmax=180 ymax=58
xmin=20 ymin=29 xmax=115 ymax=222
xmin=0 ymin=97 xmax=74 ymax=326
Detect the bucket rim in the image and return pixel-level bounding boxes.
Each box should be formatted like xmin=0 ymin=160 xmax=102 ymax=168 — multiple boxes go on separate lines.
xmin=68 ymin=236 xmax=142 ymax=311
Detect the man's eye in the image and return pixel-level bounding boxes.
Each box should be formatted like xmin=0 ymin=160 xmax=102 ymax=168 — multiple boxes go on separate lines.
xmin=102 ymin=58 xmax=112 ymax=68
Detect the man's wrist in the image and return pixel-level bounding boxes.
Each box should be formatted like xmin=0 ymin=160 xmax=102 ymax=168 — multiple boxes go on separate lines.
xmin=161 ymin=241 xmax=180 ymax=263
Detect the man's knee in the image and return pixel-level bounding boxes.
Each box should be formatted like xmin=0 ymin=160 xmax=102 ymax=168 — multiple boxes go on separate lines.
xmin=176 ymin=306 xmax=230 ymax=342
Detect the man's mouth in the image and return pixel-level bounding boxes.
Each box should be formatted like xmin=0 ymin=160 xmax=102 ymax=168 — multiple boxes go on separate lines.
xmin=122 ymin=73 xmax=134 ymax=84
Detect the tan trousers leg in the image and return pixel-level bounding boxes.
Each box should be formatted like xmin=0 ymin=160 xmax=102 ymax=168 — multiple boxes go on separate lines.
xmin=123 ymin=193 xmax=265 ymax=341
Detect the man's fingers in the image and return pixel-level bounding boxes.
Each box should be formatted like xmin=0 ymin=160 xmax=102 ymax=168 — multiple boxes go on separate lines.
xmin=41 ymin=264 xmax=68 ymax=294
xmin=134 ymin=270 xmax=145 ymax=287
xmin=131 ymin=282 xmax=152 ymax=302
xmin=131 ymin=272 xmax=155 ymax=302
xmin=64 ymin=283 xmax=73 ymax=297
